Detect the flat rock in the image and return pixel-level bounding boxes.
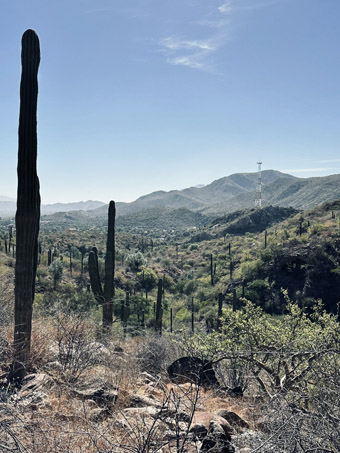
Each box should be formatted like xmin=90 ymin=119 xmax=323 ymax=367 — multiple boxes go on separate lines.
xmin=216 ymin=410 xmax=249 ymax=431
xmin=74 ymin=386 xmax=118 ymax=407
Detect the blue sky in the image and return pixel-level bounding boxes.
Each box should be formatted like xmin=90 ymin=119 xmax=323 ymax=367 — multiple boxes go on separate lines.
xmin=1 ymin=0 xmax=340 ymax=203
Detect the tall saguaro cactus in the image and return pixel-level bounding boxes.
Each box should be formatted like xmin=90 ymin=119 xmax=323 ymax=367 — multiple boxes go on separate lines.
xmin=155 ymin=278 xmax=163 ymax=335
xmin=13 ymin=30 xmax=41 ymax=373
xmin=88 ymin=201 xmax=115 ymax=333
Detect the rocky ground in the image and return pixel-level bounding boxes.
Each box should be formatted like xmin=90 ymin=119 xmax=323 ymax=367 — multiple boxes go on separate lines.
xmin=0 ymin=334 xmax=266 ymax=453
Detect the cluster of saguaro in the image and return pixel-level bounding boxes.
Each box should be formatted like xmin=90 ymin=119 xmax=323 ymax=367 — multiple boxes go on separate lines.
xmin=88 ymin=201 xmax=115 ymax=333
xmin=13 ymin=30 xmax=41 ymax=373
xmin=78 ymin=245 xmax=87 ymax=277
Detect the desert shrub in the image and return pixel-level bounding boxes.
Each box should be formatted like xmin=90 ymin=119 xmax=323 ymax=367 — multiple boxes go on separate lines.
xmin=53 ymin=313 xmax=98 ymax=382
xmin=135 ymin=335 xmax=178 ymax=375
xmin=125 ymin=251 xmax=146 ymax=272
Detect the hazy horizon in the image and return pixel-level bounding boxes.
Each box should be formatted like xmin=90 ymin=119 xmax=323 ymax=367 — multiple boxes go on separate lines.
xmin=1 ymin=0 xmax=340 ymax=204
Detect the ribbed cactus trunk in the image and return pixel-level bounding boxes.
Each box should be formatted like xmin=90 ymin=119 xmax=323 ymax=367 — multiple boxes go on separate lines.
xmin=13 ymin=30 xmax=41 ymax=373
xmin=103 ymin=200 xmax=115 ymax=332
xmin=155 ymin=278 xmax=163 ymax=335
xmin=88 ymin=201 xmax=115 ymax=334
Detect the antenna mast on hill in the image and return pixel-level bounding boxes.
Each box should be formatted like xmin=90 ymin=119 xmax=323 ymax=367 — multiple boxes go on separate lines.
xmin=255 ymin=161 xmax=262 ymax=208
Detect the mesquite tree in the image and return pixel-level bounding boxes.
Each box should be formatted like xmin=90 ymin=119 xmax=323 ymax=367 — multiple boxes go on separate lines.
xmin=88 ymin=201 xmax=115 ymax=333
xmin=13 ymin=30 xmax=41 ymax=372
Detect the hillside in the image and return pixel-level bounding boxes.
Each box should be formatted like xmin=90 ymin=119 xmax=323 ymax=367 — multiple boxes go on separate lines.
xmin=91 ymin=170 xmax=295 ymax=217
xmin=39 ymin=207 xmax=208 ymax=232
xmin=202 ymin=173 xmax=340 ymax=215
xmin=214 ymin=206 xmax=298 ymax=235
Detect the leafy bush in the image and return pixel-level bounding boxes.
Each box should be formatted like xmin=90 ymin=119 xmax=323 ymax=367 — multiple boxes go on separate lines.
xmin=125 ymin=251 xmax=146 ymax=272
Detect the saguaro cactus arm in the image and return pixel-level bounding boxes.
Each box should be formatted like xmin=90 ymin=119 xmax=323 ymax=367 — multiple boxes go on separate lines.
xmin=88 ymin=247 xmax=104 ymax=304
xmin=13 ymin=29 xmax=41 ymax=373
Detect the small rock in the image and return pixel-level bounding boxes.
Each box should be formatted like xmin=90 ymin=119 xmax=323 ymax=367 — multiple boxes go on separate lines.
xmin=129 ymin=393 xmax=162 ymax=408
xmin=216 ymin=410 xmax=249 ymax=431
xmin=89 ymin=407 xmax=109 ymax=422
xmin=74 ymin=387 xmax=118 ymax=407
xmin=123 ymin=406 xmax=158 ymax=418
xmin=138 ymin=371 xmax=158 ymax=384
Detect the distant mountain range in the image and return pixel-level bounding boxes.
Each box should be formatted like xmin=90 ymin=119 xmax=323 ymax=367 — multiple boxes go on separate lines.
xmin=0 ymin=200 xmax=105 ymax=217
xmin=92 ymin=170 xmax=296 ymax=217
xmin=3 ymin=171 xmax=340 ymax=225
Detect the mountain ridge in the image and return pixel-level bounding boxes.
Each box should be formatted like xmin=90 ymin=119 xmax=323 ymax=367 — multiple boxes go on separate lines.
xmin=3 ymin=170 xmax=340 ymax=219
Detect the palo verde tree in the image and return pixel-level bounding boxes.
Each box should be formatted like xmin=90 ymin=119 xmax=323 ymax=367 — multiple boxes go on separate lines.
xmin=13 ymin=30 xmax=41 ymax=376
xmin=88 ymin=201 xmax=115 ymax=333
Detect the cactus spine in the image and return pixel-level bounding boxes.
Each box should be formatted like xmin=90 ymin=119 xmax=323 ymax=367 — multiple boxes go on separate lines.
xmin=88 ymin=201 xmax=115 ymax=333
xmin=13 ymin=30 xmax=41 ymax=373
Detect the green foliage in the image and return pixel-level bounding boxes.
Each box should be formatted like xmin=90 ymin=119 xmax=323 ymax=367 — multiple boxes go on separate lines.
xmin=137 ymin=268 xmax=157 ymax=293
xmin=245 ymin=278 xmax=275 ymax=312
xmin=125 ymin=251 xmax=146 ymax=272
xmin=49 ymin=259 xmax=63 ymax=289
xmin=186 ymin=297 xmax=340 ymax=397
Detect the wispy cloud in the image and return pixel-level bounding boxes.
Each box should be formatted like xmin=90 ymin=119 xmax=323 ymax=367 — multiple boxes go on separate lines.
xmin=159 ymin=33 xmax=226 ymax=72
xmin=158 ymin=0 xmax=276 ymax=72
xmin=218 ymin=2 xmax=232 ymax=14
xmin=160 ymin=37 xmax=216 ymax=52
xmin=168 ymin=55 xmax=207 ymax=70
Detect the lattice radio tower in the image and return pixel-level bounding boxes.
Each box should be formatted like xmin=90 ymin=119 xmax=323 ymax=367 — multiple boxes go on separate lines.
xmin=255 ymin=161 xmax=262 ymax=208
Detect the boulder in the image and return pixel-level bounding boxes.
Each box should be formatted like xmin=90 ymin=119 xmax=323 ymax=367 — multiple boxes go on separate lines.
xmin=167 ymin=357 xmax=220 ymax=387
xmin=190 ymin=412 xmax=233 ymax=439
